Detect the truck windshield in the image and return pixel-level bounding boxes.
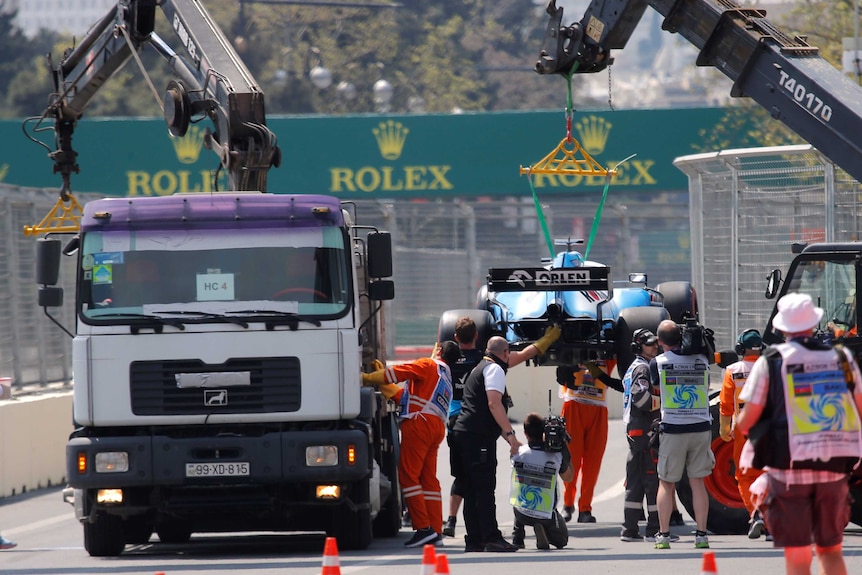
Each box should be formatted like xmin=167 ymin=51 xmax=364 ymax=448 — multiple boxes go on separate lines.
xmin=78 ymin=226 xmax=350 ymax=322
xmin=776 ymin=255 xmax=857 ymax=339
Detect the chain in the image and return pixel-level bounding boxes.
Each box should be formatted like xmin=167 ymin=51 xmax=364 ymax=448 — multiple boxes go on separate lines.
xmin=607 ymin=66 xmax=615 ymax=111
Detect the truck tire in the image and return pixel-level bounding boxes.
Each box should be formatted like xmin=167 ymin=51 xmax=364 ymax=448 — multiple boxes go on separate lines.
xmin=84 ymin=512 xmax=126 ymax=557
xmin=123 ymin=516 xmax=153 ymax=544
xmin=438 ymin=309 xmax=494 ymax=349
xmin=675 ymin=396 xmax=749 ymax=535
xmin=156 ymin=521 xmax=192 ymax=544
xmin=656 ymin=281 xmax=698 ymax=323
xmin=372 ymin=412 xmax=402 ymax=538
xmin=330 ymin=478 xmax=373 ymax=550
xmin=615 ymin=307 xmax=670 ymax=375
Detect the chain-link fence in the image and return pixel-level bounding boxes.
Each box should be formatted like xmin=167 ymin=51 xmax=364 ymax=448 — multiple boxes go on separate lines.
xmin=2 ymin=185 xmax=693 ymax=390
xmin=676 ymin=144 xmax=862 ymax=351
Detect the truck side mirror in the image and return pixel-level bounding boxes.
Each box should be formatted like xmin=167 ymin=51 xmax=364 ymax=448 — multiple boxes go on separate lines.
xmin=765 ymin=269 xmax=782 ymax=299
xmin=367 ymin=232 xmax=393 ymax=279
xmin=36 ymin=237 xmax=62 ymax=286
xmin=38 ymin=286 xmax=64 ymax=308
xmin=368 ymin=279 xmax=394 ymax=301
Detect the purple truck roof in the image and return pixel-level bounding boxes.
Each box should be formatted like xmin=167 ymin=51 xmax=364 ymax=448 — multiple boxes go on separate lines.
xmin=81 ymin=193 xmax=345 ymax=231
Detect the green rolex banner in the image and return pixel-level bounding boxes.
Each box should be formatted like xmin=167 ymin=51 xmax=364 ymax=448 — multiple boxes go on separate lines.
xmin=1 ymin=108 xmax=735 ymax=198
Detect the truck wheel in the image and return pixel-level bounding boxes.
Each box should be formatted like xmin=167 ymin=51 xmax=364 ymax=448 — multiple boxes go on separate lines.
xmin=156 ymin=521 xmax=192 ymax=544
xmin=84 ymin=512 xmax=125 ymax=557
xmin=656 ymin=281 xmax=698 ymax=323
xmin=123 ymin=516 xmax=153 ymax=544
xmin=676 ymin=397 xmax=749 ymax=535
xmin=615 ymin=307 xmax=670 ymax=375
xmin=438 ymin=309 xmax=494 ymax=350
xmin=330 ymin=479 xmax=373 ymax=550
xmin=372 ymin=412 xmax=401 ymax=538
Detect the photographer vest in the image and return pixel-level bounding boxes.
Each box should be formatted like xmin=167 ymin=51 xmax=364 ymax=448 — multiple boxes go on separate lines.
xmin=509 ymin=446 xmax=562 ymax=519
xmin=758 ymin=341 xmax=862 ymax=472
xmin=655 ymin=350 xmax=711 ymax=427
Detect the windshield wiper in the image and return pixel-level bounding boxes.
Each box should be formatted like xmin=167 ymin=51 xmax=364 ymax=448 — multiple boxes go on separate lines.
xmin=151 ymin=310 xmax=250 ymax=328
xmin=90 ymin=312 xmax=186 ymax=333
xmin=228 ymin=309 xmax=322 ymax=330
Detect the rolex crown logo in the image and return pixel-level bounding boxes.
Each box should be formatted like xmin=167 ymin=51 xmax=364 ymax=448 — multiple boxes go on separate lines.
xmin=171 ymin=125 xmax=205 ymax=164
xmin=373 ymin=120 xmax=409 ymax=160
xmin=575 ymin=116 xmax=612 ymax=155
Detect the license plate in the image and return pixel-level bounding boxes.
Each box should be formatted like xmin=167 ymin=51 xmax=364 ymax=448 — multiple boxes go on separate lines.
xmin=185 ymin=462 xmax=250 ymax=477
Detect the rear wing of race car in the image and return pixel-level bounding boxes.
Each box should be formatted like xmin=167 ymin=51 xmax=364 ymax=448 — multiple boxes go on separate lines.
xmin=487 ymin=266 xmax=611 ymax=293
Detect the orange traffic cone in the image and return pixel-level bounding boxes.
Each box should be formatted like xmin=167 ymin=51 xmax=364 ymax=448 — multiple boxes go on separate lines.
xmin=434 ymin=553 xmax=451 ymax=575
xmin=321 ymin=537 xmax=341 ymax=575
xmin=420 ymin=543 xmax=437 ymax=575
xmin=700 ymin=551 xmax=718 ymax=575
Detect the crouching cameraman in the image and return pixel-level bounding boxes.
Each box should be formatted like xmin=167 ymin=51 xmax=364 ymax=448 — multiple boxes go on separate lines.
xmin=509 ymin=413 xmax=574 ymax=549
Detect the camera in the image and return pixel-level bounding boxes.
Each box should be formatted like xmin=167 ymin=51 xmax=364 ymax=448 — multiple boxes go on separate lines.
xmin=543 ymin=415 xmax=570 ymax=452
xmin=679 ymin=314 xmax=716 ymax=362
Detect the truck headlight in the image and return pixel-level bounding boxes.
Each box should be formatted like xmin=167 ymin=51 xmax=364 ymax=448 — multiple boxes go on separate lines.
xmin=306 ymin=445 xmax=338 ymax=466
xmin=96 ymin=489 xmax=123 ymax=504
xmin=95 ymin=452 xmax=129 ymax=473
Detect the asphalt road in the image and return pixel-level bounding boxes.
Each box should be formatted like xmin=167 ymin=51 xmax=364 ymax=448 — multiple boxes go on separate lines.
xmin=1 ymin=418 xmax=861 ymax=575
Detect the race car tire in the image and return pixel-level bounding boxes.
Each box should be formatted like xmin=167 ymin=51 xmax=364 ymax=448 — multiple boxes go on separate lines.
xmin=656 ymin=281 xmax=698 ymax=323
xmin=615 ymin=306 xmax=670 ymax=375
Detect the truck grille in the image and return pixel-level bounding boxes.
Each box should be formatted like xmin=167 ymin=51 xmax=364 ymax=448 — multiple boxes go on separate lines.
xmin=130 ymin=358 xmax=301 ymax=415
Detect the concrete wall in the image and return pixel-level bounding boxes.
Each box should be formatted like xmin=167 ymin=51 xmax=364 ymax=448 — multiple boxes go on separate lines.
xmin=0 ymin=367 xmax=622 ymax=499
xmin=0 ymin=392 xmax=72 ymax=498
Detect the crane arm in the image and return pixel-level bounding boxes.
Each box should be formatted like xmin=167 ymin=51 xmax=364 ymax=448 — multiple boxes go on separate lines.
xmin=536 ymin=0 xmax=862 ymax=184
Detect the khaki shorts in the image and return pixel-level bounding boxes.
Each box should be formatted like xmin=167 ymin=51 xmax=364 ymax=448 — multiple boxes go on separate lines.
xmin=657 ymin=430 xmax=714 ymax=483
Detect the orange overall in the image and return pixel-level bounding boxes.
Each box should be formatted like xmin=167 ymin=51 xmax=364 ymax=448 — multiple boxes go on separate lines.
xmin=719 ymin=355 xmax=763 ymax=514
xmin=383 ymin=358 xmax=451 ymax=534
xmin=560 ymin=361 xmax=614 ymax=514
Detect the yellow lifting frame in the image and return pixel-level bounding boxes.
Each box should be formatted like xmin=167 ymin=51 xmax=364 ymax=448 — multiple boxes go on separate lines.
xmin=519 ymin=135 xmax=617 ymax=178
xmin=24 ymin=193 xmax=83 ymax=236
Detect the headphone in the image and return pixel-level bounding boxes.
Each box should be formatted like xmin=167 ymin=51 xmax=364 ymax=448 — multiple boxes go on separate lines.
xmin=735 ymin=328 xmax=762 ymax=355
xmin=630 ymin=328 xmax=652 ymax=354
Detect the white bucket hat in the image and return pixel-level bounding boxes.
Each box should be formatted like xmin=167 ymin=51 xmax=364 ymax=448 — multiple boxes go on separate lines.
xmin=772 ymin=292 xmax=824 ymax=333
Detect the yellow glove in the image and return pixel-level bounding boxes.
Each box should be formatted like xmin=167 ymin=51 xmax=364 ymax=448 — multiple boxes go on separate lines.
xmin=362 ymin=370 xmax=386 ymax=387
xmin=371 ymin=359 xmax=385 ymax=371
xmin=430 ymin=342 xmax=439 ymax=358
xmin=585 ymin=361 xmax=604 ymax=379
xmin=719 ymin=414 xmax=733 ymax=442
xmin=534 ymin=325 xmax=562 ymax=355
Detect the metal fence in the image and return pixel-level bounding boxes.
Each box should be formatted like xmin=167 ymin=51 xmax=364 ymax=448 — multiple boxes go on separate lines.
xmin=676 ymin=144 xmax=862 ymax=351
xmin=1 ymin=185 xmax=693 ymax=390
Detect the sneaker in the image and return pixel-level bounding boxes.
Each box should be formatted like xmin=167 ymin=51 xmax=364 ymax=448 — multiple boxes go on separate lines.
xmin=442 ymin=516 xmax=456 ymax=537
xmin=694 ymin=533 xmax=710 ymax=549
xmin=534 ymin=524 xmax=550 ymax=550
xmin=669 ymin=510 xmax=686 ymax=526
xmin=401 ymin=510 xmax=412 ymax=528
xmin=404 ymin=527 xmax=438 ymax=548
xmin=562 ymin=506 xmax=574 ymax=522
xmin=654 ymin=532 xmax=671 ymax=549
xmin=577 ymin=511 xmax=597 ymax=523
xmin=764 ymin=531 xmax=773 ymax=542
xmin=434 ymin=533 xmax=445 ymax=547
xmin=748 ymin=517 xmax=764 ymax=539
xmin=645 ymin=532 xmax=679 ymax=543
xmin=620 ymin=530 xmax=643 ymax=542
xmin=0 ymin=535 xmax=17 ymax=550
xmin=484 ymin=537 xmax=519 ymax=552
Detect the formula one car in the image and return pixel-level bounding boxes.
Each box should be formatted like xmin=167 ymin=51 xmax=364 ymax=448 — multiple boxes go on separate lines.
xmin=440 ymin=239 xmax=698 ymax=375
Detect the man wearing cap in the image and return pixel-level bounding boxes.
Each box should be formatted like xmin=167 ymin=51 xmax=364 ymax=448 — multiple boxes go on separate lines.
xmin=737 ymin=293 xmax=862 ymax=575
xmin=718 ymin=329 xmax=767 ymax=539
xmin=619 ymin=328 xmax=663 ymax=542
